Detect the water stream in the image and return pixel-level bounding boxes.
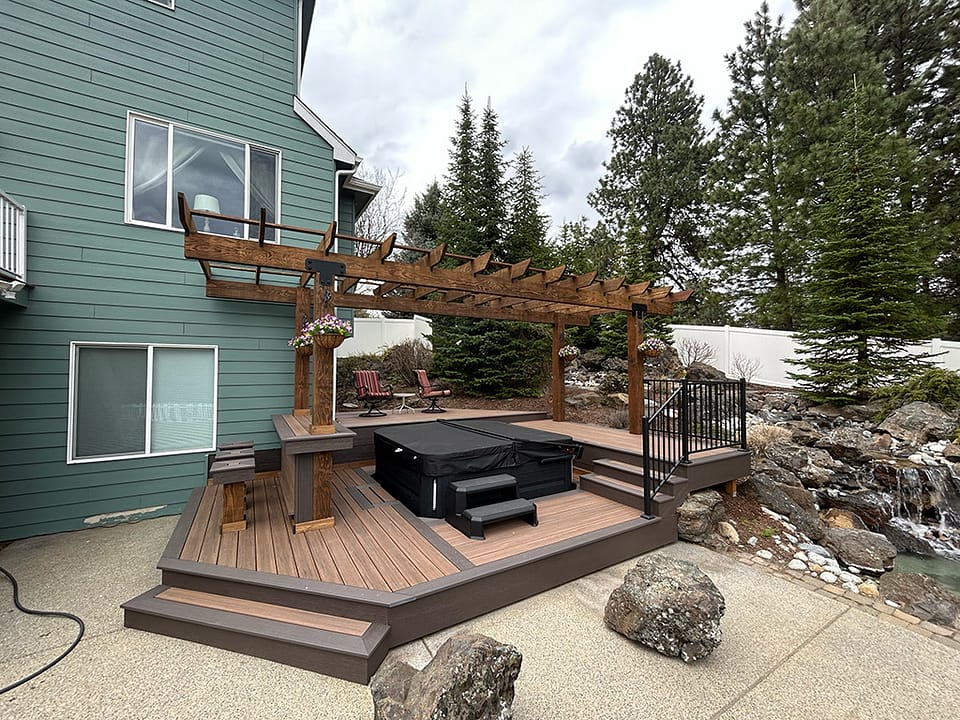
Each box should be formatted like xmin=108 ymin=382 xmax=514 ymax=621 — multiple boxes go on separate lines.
xmin=891 ymin=553 xmax=960 ymax=595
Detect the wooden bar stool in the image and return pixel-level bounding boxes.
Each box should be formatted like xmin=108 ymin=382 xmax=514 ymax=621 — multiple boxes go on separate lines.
xmin=209 ymin=457 xmax=255 ymax=532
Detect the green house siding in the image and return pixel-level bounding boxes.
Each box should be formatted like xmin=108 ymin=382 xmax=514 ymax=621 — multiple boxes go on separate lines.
xmin=0 ymin=0 xmax=351 ymax=540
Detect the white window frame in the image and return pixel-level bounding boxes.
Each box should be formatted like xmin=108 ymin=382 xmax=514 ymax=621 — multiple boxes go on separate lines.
xmin=143 ymin=0 xmax=175 ymax=10
xmin=67 ymin=342 xmax=219 ymax=464
xmin=123 ymin=111 xmax=282 ymax=242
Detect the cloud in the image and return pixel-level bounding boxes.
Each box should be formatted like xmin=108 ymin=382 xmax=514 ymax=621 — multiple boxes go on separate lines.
xmin=301 ymin=0 xmax=799 ymax=236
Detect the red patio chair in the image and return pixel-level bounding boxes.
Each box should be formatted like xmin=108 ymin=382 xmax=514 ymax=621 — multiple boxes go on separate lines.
xmin=354 ymin=370 xmax=394 ymax=417
xmin=415 ymin=369 xmax=452 ymax=413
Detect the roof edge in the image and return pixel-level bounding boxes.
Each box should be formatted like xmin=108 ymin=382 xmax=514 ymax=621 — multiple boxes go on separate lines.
xmin=293 ymin=95 xmax=359 ymax=166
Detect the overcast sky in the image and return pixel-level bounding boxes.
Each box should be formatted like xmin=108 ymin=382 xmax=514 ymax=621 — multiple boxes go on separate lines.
xmin=302 ymin=0 xmax=798 ymax=235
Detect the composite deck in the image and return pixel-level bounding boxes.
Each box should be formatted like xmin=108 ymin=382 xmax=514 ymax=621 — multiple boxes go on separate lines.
xmin=125 ymin=411 xmax=750 ymax=683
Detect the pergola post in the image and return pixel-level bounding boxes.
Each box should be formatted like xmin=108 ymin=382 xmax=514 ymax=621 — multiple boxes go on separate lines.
xmin=627 ymin=304 xmax=646 ymax=435
xmin=551 ymin=317 xmax=565 ymax=422
xmin=293 ymin=287 xmax=311 ymax=416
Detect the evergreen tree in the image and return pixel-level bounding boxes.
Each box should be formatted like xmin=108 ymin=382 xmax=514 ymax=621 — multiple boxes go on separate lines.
xmin=438 ymin=91 xmax=482 ymax=255
xmin=789 ymin=85 xmax=934 ymax=402
xmin=708 ymin=3 xmax=797 ymax=328
xmin=504 ymin=148 xmax=551 ymax=265
xmin=403 ymin=181 xmax=442 ymax=248
xmin=589 ymin=53 xmax=711 ymax=286
xmin=476 ymin=100 xmax=509 ymax=259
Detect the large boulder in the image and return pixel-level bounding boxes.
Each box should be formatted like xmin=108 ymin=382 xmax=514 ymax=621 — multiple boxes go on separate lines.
xmin=878 ymin=401 xmax=958 ymax=446
xmin=763 ymin=442 xmax=846 ymax=488
xmin=816 ymin=488 xmax=892 ymax=529
xmin=677 ymin=490 xmax=726 ymax=549
xmin=685 ymin=362 xmax=726 ymax=381
xmin=604 ymin=556 xmax=725 ymax=662
xmin=741 ymin=471 xmax=826 ymax=541
xmin=814 ymin=426 xmax=877 ymax=463
xmin=823 ymin=527 xmax=897 ymax=574
xmin=371 ymin=633 xmax=522 ymax=720
xmin=879 ymin=572 xmax=960 ymax=629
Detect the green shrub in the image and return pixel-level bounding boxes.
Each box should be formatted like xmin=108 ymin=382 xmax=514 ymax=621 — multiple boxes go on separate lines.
xmin=872 ymin=368 xmax=960 ymax=419
xmin=597 ymin=371 xmax=628 ymax=395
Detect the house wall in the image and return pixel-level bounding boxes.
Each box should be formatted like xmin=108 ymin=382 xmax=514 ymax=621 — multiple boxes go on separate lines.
xmin=0 ymin=0 xmax=345 ymax=540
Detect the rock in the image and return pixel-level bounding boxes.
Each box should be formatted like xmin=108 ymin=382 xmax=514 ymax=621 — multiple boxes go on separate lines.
xmin=788 ymin=559 xmax=807 ymax=571
xmin=609 ymin=392 xmax=629 ymax=407
xmin=741 ymin=472 xmax=826 ymax=541
xmin=839 ymin=403 xmax=884 ymax=422
xmin=778 ymin=419 xmax=823 ymax=446
xmin=747 ymin=536 xmax=758 ymax=546
xmin=879 ymin=573 xmax=960 ymax=628
xmin=944 ymin=443 xmax=960 ymax=462
xmin=820 ymin=571 xmax=838 ymax=584
xmin=751 ymin=456 xmax=803 ymax=487
xmin=372 ymin=633 xmax=522 ymax=720
xmin=816 ymin=488 xmax=891 ymax=529
xmin=756 ymin=549 xmax=773 ymax=560
xmin=685 ymin=362 xmax=726 ymax=381
xmin=763 ymin=442 xmax=844 ymax=488
xmin=823 ymin=527 xmax=897 ymax=574
xmin=798 ymin=543 xmax=833 ymax=559
xmin=838 ymin=571 xmax=862 ymax=585
xmin=877 ymin=401 xmax=958 ymax=446
xmin=604 ymin=557 xmax=725 ymax=663
xmin=565 ymin=391 xmax=602 ymax=409
xmin=820 ymin=508 xmax=867 ymax=530
xmin=717 ymin=521 xmax=740 ymax=544
xmin=871 ymin=433 xmax=893 ymax=452
xmin=859 ymin=581 xmax=880 ymax=598
xmin=879 ymin=520 xmax=940 ymax=557
xmin=763 ymin=392 xmax=798 ymax=411
xmin=677 ymin=490 xmax=727 ymax=549
xmin=815 ymin=426 xmax=876 ymax=463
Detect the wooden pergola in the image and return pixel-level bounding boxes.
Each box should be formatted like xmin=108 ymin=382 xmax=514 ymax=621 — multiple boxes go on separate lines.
xmin=178 ymin=194 xmax=690 ymax=529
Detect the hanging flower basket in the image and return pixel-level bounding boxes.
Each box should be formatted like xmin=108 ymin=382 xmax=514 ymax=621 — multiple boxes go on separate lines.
xmin=288 ymin=314 xmax=352 ymax=350
xmin=295 ymin=344 xmax=312 ymax=355
xmin=558 ymin=344 xmax=580 ymax=361
xmin=638 ymin=338 xmax=667 ymax=358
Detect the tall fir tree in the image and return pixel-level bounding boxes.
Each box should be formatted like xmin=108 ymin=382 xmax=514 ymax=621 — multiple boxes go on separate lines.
xmin=403 ymin=180 xmax=442 ymax=248
xmin=476 ymin=100 xmax=509 ymax=259
xmin=504 ymin=148 xmax=551 ymax=265
xmin=708 ymin=3 xmax=797 ymax=328
xmin=789 ymin=84 xmax=934 ymax=402
xmin=438 ymin=91 xmax=482 ymax=256
xmin=588 ymin=53 xmax=711 ymax=287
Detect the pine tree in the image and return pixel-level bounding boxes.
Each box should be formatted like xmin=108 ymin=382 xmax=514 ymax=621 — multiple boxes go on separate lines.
xmin=708 ymin=3 xmax=797 ymax=328
xmin=476 ymin=100 xmax=509 ymax=259
xmin=589 ymin=53 xmax=711 ymax=286
xmin=438 ymin=91 xmax=481 ymax=255
xmin=504 ymin=148 xmax=550 ymax=265
xmin=789 ymin=84 xmax=934 ymax=402
xmin=403 ymin=181 xmax=442 ymax=248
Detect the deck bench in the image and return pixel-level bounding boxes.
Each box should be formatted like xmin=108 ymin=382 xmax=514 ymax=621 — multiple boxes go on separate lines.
xmin=209 ymin=457 xmax=255 ymax=533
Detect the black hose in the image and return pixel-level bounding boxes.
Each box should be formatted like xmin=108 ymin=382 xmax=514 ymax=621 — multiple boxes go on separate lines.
xmin=0 ymin=564 xmax=85 ymax=694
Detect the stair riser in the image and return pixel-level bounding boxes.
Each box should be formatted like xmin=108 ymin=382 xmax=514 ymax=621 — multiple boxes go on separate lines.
xmin=579 ymin=476 xmax=673 ymax=515
xmin=124 ymin=609 xmax=386 ymax=684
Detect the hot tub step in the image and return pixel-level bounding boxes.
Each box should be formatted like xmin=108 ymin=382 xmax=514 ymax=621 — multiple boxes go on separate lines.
xmin=447 ymin=498 xmax=538 ymax=540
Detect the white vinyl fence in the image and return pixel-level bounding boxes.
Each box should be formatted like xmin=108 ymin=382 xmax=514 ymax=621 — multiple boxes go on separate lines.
xmin=341 ymin=316 xmax=960 ymax=387
xmin=669 ymin=324 xmax=960 ymax=388
xmin=339 ymin=315 xmax=433 ymax=356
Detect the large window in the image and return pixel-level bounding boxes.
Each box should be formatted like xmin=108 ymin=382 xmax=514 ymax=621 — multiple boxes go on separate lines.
xmin=126 ymin=113 xmax=280 ymax=242
xmin=68 ymin=343 xmax=218 ymax=463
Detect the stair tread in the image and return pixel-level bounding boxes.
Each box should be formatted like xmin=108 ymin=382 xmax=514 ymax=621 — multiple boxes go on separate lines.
xmin=581 ymin=473 xmax=672 ymax=501
xmin=450 ymin=473 xmax=517 ymax=494
xmin=155 ymin=586 xmax=372 ymax=636
xmin=462 ymin=498 xmax=536 ymax=522
xmin=124 ymin=586 xmax=388 ymax=652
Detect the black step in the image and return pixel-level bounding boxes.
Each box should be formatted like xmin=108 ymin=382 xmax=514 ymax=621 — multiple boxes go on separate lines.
xmin=447 ymin=498 xmax=538 ymax=540
xmin=122 ymin=585 xmax=390 ymax=684
xmin=448 ymin=474 xmax=518 ymax=515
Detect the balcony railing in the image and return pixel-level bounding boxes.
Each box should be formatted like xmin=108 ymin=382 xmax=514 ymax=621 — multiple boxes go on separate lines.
xmin=1 ymin=190 xmax=26 ymax=284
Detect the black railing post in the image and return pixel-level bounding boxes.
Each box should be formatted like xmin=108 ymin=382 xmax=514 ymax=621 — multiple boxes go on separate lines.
xmin=739 ymin=377 xmax=748 ymax=449
xmin=680 ymin=378 xmax=690 ymax=463
xmin=642 ymin=416 xmax=654 ymax=519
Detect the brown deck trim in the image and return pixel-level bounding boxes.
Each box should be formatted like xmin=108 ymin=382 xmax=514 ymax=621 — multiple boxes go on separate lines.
xmin=161 ymin=487 xmax=204 ymax=561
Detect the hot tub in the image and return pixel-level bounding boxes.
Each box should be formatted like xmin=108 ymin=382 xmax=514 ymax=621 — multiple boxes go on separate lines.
xmin=373 ymin=419 xmax=580 ymax=518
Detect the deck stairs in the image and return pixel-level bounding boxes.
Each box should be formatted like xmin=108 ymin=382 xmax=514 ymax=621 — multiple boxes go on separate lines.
xmin=579 ymin=457 xmax=689 ymax=516
xmin=123 ymin=585 xmax=390 ymax=683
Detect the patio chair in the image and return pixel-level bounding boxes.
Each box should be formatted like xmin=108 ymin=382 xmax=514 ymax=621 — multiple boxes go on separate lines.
xmin=354 ymin=370 xmax=394 ymax=417
xmin=415 ymin=369 xmax=452 ymax=413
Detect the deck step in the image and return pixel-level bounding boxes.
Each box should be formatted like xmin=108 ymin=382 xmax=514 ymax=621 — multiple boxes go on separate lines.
xmin=122 ymin=585 xmax=390 ymax=684
xmin=579 ymin=473 xmax=675 ymax=514
xmin=592 ymin=457 xmax=682 ymax=495
xmin=447 ymin=498 xmax=538 ymax=540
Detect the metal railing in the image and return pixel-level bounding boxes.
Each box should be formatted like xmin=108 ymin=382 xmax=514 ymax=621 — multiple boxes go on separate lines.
xmin=641 ymin=378 xmax=747 ymax=517
xmin=1 ymin=190 xmax=26 ymax=283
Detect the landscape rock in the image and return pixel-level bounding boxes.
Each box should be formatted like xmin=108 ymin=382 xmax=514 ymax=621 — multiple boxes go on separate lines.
xmin=944 ymin=443 xmax=960 ymax=462
xmin=788 ymin=559 xmax=807 ymax=571
xmin=763 ymin=442 xmax=844 ymax=488
xmin=859 ymin=581 xmax=880 ymax=598
xmin=685 ymin=362 xmax=727 ymax=381
xmin=879 ymin=573 xmax=960 ymax=629
xmin=677 ymin=490 xmax=726 ymax=549
xmin=878 ymin=401 xmax=958 ymax=446
xmin=815 ymin=426 xmax=876 ymax=463
xmin=820 ymin=507 xmax=867 ymax=530
xmin=371 ymin=633 xmax=522 ymax=720
xmin=604 ymin=556 xmax=725 ymax=663
xmin=717 ymin=520 xmax=740 ymax=544
xmin=880 ymin=520 xmax=940 ymax=557
xmin=565 ymin=391 xmax=603 ymax=409
xmin=778 ymin=419 xmax=823 ymax=446
xmin=823 ymin=527 xmax=897 ymax=574
xmin=798 ymin=543 xmax=833 ymax=559
xmin=816 ymin=488 xmax=891 ymax=529
xmin=741 ymin=473 xmax=826 ymax=541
